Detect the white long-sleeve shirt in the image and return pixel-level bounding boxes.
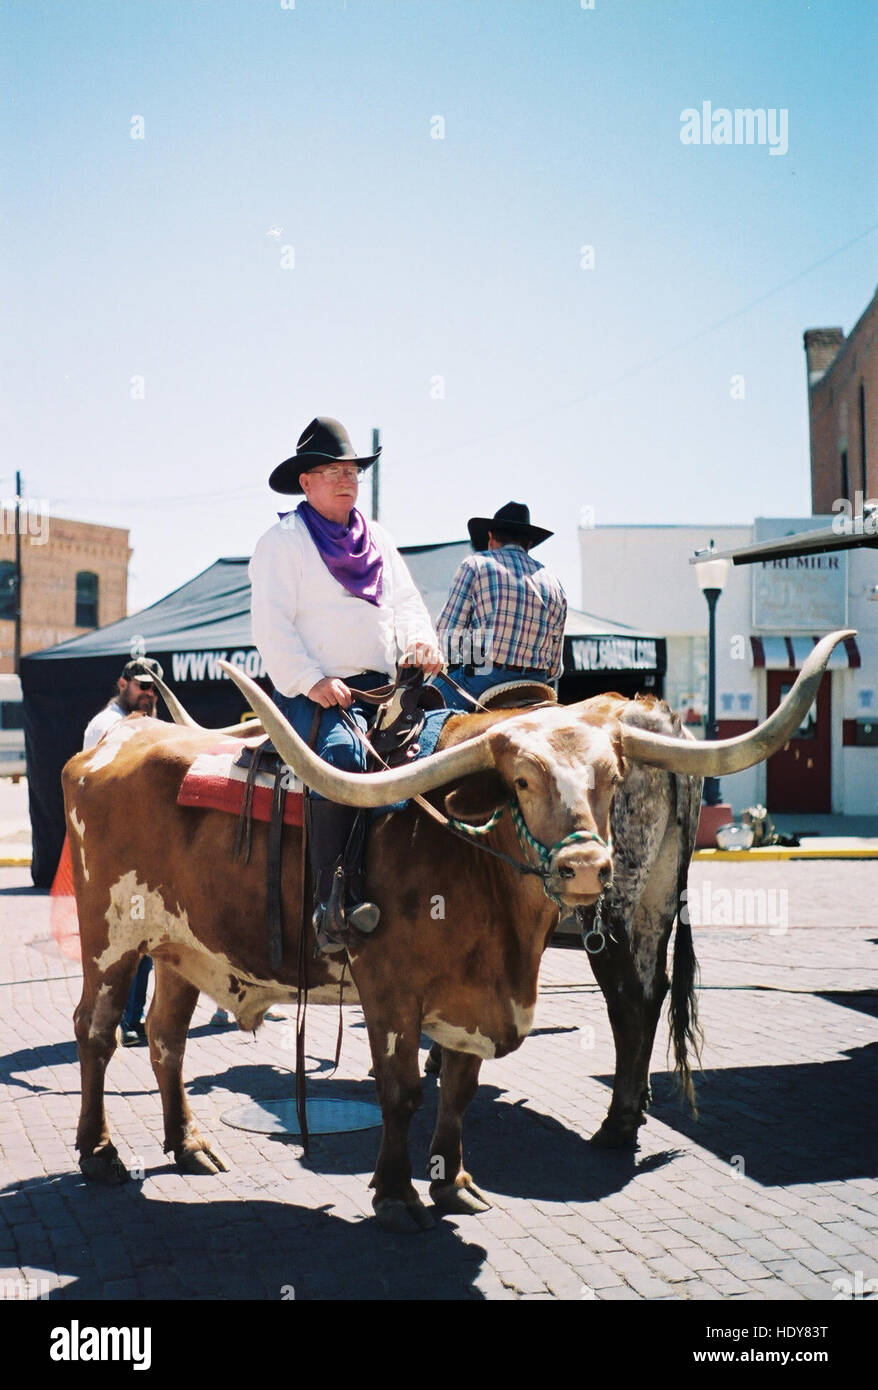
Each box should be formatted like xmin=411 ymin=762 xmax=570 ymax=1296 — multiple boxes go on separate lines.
xmin=82 ymin=700 xmax=126 ymax=750
xmin=249 ymin=512 xmax=437 ymax=698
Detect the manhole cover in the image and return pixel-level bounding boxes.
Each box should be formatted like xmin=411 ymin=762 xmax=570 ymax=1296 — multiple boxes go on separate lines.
xmin=220 ymin=1098 xmax=382 ymax=1135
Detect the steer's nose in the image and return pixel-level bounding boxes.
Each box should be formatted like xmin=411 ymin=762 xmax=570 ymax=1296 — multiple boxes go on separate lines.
xmin=552 ymin=844 xmax=613 ymax=899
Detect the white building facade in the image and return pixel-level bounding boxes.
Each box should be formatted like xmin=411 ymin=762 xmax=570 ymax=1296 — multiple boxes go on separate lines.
xmin=579 ymin=520 xmax=878 ymax=816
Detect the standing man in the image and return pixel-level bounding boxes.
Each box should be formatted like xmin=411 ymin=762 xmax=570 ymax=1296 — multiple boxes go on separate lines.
xmin=83 ymin=658 xmax=163 ymax=1045
xmin=436 ymin=501 xmax=567 ymax=705
xmin=249 ymin=417 xmax=441 ymax=954
xmin=82 ymin=658 xmax=163 ymax=751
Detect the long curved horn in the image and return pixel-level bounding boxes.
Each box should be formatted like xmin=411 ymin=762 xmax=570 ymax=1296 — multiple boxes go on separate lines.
xmin=152 ymin=673 xmax=198 ymax=727
xmin=218 ymin=660 xmax=495 ymax=806
xmin=152 ymin=671 xmax=264 ymax=739
xmin=621 ymin=629 xmax=855 ymax=775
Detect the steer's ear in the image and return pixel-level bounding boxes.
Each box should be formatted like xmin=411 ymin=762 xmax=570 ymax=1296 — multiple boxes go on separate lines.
xmin=610 ymin=726 xmax=628 ymax=782
xmin=444 ymin=771 xmax=508 ymax=824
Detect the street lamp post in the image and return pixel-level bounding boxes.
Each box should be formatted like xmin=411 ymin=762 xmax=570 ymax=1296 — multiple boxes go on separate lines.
xmin=694 ymin=540 xmax=729 ymax=807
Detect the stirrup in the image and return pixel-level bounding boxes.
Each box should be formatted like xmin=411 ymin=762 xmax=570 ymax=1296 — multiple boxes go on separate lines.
xmin=347 ymin=901 xmax=380 ymax=935
xmin=312 ymin=904 xmax=347 ymax=955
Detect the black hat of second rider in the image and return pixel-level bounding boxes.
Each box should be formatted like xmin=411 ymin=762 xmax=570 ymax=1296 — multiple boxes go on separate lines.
xmin=467 ymin=501 xmax=554 ymax=553
xmin=269 ymin=417 xmax=382 ymax=495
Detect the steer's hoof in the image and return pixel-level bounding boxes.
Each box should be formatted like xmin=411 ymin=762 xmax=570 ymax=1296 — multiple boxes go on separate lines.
xmin=79 ymin=1147 xmax=130 ymax=1186
xmin=589 ymin=1118 xmax=639 ymax=1149
xmin=430 ymin=1179 xmax=492 ymax=1216
xmin=373 ymin=1197 xmax=435 ymax=1233
xmin=175 ymin=1143 xmax=230 ymax=1176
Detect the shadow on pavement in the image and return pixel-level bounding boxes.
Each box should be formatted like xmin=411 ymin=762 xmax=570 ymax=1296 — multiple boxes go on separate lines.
xmin=5 ymin=1045 xmax=680 ymax=1211
xmin=190 ymin=1069 xmax=680 ymax=1206
xmin=614 ymin=1040 xmax=878 ymax=1184
xmin=0 ymin=1172 xmax=489 ymax=1300
xmin=815 ymin=990 xmax=878 ymax=1021
xmin=0 ymin=1040 xmax=80 ymax=1093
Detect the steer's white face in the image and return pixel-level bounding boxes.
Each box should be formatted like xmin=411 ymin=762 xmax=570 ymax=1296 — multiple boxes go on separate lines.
xmin=489 ymin=708 xmax=623 ymax=906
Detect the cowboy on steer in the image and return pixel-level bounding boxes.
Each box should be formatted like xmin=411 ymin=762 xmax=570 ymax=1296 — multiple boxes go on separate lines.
xmin=436 ymin=501 xmax=567 ymax=707
xmin=249 ymin=417 xmax=442 ymax=955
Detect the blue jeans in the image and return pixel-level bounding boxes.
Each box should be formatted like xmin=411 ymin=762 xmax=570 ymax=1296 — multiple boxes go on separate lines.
xmin=272 ymin=671 xmax=390 ymax=799
xmin=434 ymin=666 xmax=549 ymax=711
xmin=121 ymin=956 xmax=152 ymax=1031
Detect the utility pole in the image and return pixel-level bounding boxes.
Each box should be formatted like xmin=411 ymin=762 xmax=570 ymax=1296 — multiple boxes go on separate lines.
xmin=371 ymin=428 xmax=381 ymax=523
xmin=13 ymin=470 xmax=22 ymax=675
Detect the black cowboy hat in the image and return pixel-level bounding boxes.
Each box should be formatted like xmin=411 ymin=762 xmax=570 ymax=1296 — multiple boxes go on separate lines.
xmin=467 ymin=501 xmax=553 ymax=553
xmin=269 ymin=417 xmax=382 ymax=495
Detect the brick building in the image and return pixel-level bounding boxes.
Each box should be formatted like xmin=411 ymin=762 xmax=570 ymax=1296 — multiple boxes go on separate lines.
xmin=805 ymin=284 xmax=878 ymax=514
xmin=0 ymin=512 xmax=130 ymax=673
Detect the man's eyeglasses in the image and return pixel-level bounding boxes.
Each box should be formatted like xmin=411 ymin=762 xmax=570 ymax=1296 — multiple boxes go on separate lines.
xmin=308 ymin=464 xmax=364 ymax=481
xmin=130 ymin=679 xmax=155 ymax=691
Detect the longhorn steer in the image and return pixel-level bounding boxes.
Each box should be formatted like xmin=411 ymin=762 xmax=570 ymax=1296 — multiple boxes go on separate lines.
xmin=66 ymin=632 xmax=851 ymax=1231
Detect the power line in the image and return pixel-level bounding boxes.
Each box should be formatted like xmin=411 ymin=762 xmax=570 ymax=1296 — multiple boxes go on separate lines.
xmin=406 ymin=222 xmax=878 ymax=466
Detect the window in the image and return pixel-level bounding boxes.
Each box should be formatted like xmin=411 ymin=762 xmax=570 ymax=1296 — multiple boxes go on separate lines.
xmin=0 ymin=701 xmax=23 ymax=730
xmin=0 ymin=561 xmax=15 ymax=621
xmin=75 ymin=571 xmax=99 ymax=627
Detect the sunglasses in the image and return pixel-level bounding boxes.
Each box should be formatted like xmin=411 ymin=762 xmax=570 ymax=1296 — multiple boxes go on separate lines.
xmin=130 ymin=679 xmax=156 ymax=691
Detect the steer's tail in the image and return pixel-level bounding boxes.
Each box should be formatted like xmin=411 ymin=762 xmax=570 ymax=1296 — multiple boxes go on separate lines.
xmin=669 ymin=773 xmax=703 ymax=1115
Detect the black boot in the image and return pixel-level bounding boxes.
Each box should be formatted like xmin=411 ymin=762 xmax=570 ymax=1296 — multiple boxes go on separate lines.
xmin=307 ymin=800 xmax=380 ymax=955
xmin=338 ymin=807 xmax=381 ymax=936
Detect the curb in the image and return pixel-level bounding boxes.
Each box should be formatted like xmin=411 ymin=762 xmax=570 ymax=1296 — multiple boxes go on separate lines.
xmin=694 ymin=847 xmax=878 ymax=862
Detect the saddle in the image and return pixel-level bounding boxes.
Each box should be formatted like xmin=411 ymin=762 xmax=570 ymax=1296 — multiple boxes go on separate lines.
xmin=479 ymin=680 xmax=557 ymax=710
xmin=369 ymin=681 xmax=446 ymax=767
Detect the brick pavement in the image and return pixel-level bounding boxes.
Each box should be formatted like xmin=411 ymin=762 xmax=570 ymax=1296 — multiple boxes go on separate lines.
xmin=1 ymin=863 xmax=877 ymax=1301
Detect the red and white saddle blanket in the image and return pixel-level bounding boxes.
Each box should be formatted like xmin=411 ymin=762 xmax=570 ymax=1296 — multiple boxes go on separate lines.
xmin=177 ymin=739 xmax=304 ymax=827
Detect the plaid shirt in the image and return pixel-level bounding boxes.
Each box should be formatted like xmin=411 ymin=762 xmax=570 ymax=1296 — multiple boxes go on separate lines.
xmin=436 ymin=545 xmax=567 ymax=679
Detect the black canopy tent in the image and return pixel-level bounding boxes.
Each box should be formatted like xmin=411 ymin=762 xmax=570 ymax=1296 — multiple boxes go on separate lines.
xmin=21 ymin=558 xmax=259 ymax=885
xmin=21 ymin=548 xmax=664 ymax=886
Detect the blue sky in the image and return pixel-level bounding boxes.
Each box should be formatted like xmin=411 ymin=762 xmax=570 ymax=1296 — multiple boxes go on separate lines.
xmin=2 ymin=0 xmax=876 ymax=613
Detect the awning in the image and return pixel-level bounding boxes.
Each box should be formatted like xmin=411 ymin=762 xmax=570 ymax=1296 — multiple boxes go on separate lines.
xmin=750 ymin=635 xmax=861 ymax=669
xmin=690 ymin=516 xmax=878 ymax=565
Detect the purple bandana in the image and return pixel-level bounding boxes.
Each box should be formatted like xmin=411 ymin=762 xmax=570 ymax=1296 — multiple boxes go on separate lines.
xmin=295 ymin=501 xmax=383 ymax=606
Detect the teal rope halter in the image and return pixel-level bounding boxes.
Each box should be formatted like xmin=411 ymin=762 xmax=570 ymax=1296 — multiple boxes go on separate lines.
xmin=509 ymin=803 xmax=612 ymax=909
xmin=447 ymin=799 xmax=612 ymax=916
xmin=445 ymin=806 xmax=505 ymax=839
xmin=509 ymin=804 xmax=612 ymax=952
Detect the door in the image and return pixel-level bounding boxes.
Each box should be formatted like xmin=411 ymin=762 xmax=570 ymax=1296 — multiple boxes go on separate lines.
xmin=766 ymin=670 xmax=831 ymax=813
